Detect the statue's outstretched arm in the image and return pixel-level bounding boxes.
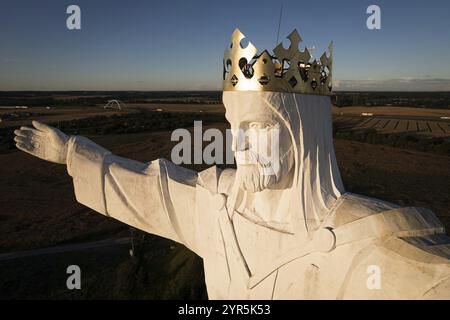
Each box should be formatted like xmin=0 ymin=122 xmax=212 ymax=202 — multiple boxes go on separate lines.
xmin=14 ymin=121 xmax=201 ymax=253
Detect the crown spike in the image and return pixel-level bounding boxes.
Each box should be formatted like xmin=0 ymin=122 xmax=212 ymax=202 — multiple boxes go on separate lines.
xmin=287 ymin=29 xmax=302 ymax=47
xmin=223 ymin=28 xmax=333 ymax=95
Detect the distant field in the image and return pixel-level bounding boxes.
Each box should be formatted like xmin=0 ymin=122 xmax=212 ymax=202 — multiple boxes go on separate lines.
xmin=131 ymin=103 xmax=224 ymax=114
xmin=332 ymin=106 xmax=450 ymax=117
xmin=0 ymin=106 xmax=129 ymax=128
xmin=333 ymin=106 xmax=450 ymax=137
xmin=0 ymin=104 xmax=223 ymax=129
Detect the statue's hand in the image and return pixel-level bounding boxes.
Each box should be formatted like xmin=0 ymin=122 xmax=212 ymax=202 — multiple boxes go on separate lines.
xmin=14 ymin=120 xmax=69 ymax=164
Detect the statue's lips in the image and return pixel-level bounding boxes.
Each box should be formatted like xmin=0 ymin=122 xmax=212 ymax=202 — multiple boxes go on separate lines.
xmin=234 ymin=150 xmax=279 ymax=180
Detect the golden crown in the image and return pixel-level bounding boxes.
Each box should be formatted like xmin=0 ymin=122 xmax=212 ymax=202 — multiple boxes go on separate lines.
xmin=223 ymin=28 xmax=333 ymax=95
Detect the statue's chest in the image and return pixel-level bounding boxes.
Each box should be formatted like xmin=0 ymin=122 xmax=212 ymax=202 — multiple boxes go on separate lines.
xmin=195 ymin=186 xmax=306 ymax=299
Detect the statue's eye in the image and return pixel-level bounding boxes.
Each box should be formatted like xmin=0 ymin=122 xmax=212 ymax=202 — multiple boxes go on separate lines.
xmin=249 ymin=122 xmax=270 ymax=130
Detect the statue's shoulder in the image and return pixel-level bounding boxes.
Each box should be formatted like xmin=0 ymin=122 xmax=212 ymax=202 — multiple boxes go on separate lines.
xmin=330 ymin=194 xmax=450 ymax=298
xmin=331 ymin=192 xmax=448 ymax=249
xmin=329 ymin=192 xmax=400 ymax=227
xmin=342 ymin=225 xmax=450 ymax=299
xmin=342 ymin=233 xmax=450 ymax=299
xmin=154 ymin=158 xmax=198 ymax=186
xmin=197 ymin=166 xmax=235 ymax=195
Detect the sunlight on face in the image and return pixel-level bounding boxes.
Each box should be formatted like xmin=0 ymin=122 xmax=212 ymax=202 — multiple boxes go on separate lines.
xmin=224 ymin=93 xmax=294 ymax=192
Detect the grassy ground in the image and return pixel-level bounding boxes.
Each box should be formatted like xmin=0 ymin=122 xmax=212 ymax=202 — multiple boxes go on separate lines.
xmin=0 ymin=237 xmax=206 ymax=299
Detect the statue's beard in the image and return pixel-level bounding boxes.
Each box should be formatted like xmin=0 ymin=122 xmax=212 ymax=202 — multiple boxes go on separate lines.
xmin=234 ymin=149 xmax=279 ymax=193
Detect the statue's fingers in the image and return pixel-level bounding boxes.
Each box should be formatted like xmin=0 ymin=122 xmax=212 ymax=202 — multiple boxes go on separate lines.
xmin=14 ymin=135 xmax=41 ymax=145
xmin=32 ymin=120 xmax=52 ymax=133
xmin=15 ymin=136 xmax=41 ymax=150
xmin=16 ymin=141 xmax=43 ymax=159
xmin=14 ymin=129 xmax=41 ymax=139
xmin=19 ymin=126 xmax=37 ymax=134
xmin=14 ymin=134 xmax=31 ymax=143
xmin=19 ymin=126 xmax=44 ymax=135
xmin=16 ymin=128 xmax=45 ymax=140
xmin=15 ymin=142 xmax=35 ymax=153
xmin=14 ymin=129 xmax=27 ymax=138
xmin=14 ymin=136 xmax=28 ymax=144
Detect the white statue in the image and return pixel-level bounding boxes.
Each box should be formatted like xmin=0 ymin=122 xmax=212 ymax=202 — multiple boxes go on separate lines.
xmin=13 ymin=29 xmax=450 ymax=299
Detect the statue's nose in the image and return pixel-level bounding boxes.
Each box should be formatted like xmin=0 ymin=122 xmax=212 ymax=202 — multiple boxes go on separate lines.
xmin=231 ymin=135 xmax=238 ymax=152
xmin=231 ymin=131 xmax=248 ymax=152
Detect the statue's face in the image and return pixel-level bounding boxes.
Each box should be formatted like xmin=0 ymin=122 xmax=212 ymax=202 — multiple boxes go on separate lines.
xmin=224 ymin=95 xmax=295 ymax=192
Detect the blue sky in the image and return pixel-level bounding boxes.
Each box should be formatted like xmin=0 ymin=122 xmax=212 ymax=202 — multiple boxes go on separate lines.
xmin=1 ymin=0 xmax=450 ymax=91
